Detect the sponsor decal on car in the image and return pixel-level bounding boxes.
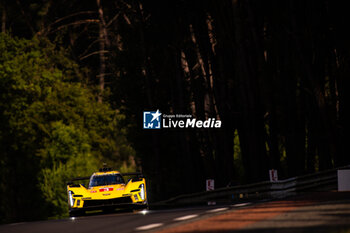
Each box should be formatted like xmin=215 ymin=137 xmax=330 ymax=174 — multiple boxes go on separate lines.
xmin=99 ymin=187 xmax=114 ymax=192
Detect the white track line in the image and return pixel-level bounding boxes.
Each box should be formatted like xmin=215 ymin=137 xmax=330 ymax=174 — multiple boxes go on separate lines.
xmin=206 ymin=207 xmax=229 ymax=213
xmin=233 ymin=202 xmax=250 ymax=207
xmin=174 ymin=214 xmax=199 ymax=221
xmin=135 ymin=223 xmax=164 ymax=231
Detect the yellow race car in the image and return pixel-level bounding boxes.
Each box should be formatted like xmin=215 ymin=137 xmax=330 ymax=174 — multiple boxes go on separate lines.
xmin=67 ymin=168 xmax=147 ymax=216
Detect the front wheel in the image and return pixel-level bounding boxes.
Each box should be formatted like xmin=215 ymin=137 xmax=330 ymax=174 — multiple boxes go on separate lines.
xmin=133 ymin=203 xmax=148 ymax=211
xmin=69 ymin=209 xmax=84 ymax=217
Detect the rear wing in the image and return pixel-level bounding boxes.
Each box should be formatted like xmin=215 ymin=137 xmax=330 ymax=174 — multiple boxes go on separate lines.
xmin=67 ymin=176 xmax=90 ymax=186
xmin=121 ymin=172 xmax=144 ymax=178
xmin=121 ymin=172 xmax=145 ymax=182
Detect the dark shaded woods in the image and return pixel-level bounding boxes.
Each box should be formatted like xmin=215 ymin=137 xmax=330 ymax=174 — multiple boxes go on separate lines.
xmin=1 ymin=0 xmax=349 ymax=203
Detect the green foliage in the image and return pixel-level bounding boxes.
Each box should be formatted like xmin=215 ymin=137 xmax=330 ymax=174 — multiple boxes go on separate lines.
xmin=0 ymin=33 xmax=135 ymax=222
xmin=38 ymin=122 xmax=91 ymax=166
xmin=39 ymin=123 xmax=97 ymax=218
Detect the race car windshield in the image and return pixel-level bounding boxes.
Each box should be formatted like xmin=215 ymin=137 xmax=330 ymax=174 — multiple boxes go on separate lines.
xmin=89 ymin=174 xmax=125 ymax=187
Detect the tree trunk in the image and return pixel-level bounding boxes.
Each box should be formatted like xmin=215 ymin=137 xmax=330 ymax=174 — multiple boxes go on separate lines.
xmin=96 ymin=0 xmax=110 ymax=102
xmin=1 ymin=5 xmax=5 ymax=33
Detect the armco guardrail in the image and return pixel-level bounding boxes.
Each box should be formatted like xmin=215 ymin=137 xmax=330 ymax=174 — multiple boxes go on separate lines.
xmin=155 ymin=165 xmax=350 ymax=206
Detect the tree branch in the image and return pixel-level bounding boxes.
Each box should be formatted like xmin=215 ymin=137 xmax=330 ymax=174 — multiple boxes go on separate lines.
xmin=47 ymin=19 xmax=99 ymax=34
xmin=79 ymin=50 xmax=109 ymax=60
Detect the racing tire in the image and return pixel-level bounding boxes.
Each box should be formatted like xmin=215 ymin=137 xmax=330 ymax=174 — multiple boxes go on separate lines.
xmin=69 ymin=209 xmax=84 ymax=217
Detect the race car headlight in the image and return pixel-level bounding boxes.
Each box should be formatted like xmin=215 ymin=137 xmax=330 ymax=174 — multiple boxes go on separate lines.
xmin=139 ymin=184 xmax=145 ymax=200
xmin=69 ymin=191 xmax=75 ymax=207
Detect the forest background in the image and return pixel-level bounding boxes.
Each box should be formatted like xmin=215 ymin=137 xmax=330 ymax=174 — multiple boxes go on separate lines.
xmin=0 ymin=0 xmax=349 ymax=223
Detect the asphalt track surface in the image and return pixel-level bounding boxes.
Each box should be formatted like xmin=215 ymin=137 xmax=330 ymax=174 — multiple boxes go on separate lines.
xmin=1 ymin=192 xmax=350 ymax=233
